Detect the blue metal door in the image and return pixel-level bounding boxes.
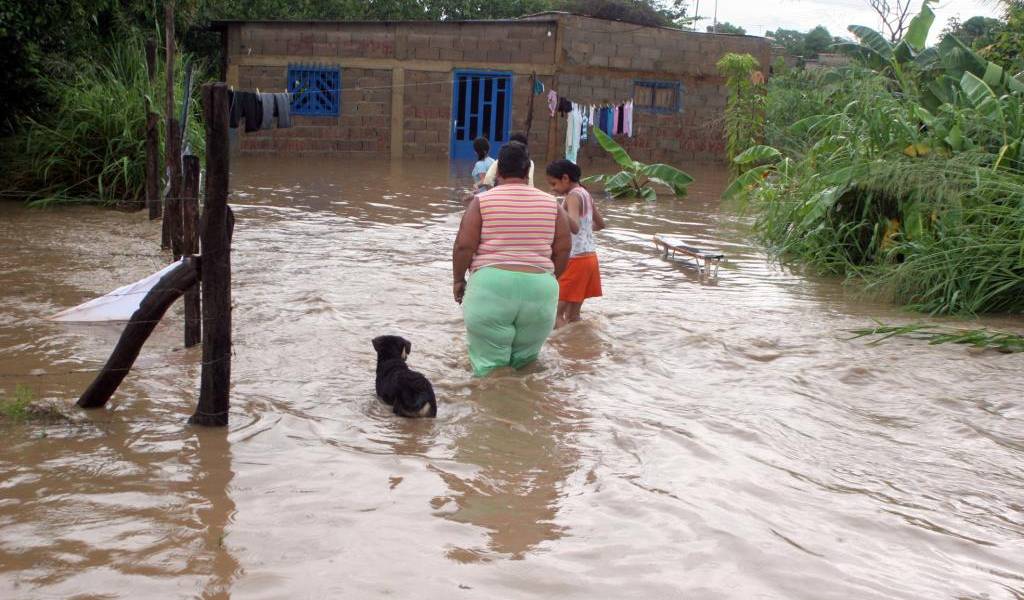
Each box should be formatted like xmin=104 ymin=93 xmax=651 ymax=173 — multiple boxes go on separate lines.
xmin=450 ymin=70 xmax=513 ymax=161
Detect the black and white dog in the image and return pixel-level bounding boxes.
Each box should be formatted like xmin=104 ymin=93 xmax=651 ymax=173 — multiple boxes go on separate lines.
xmin=371 ymin=335 xmax=437 ymax=418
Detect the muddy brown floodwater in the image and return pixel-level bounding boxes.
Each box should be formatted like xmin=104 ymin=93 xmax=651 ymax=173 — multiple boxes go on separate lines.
xmin=1 ymin=157 xmax=1023 ymax=599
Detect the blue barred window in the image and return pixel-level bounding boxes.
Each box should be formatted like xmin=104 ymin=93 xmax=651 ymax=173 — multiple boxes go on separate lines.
xmin=288 ymin=64 xmax=340 ymax=116
xmin=634 ymin=80 xmax=683 ymax=114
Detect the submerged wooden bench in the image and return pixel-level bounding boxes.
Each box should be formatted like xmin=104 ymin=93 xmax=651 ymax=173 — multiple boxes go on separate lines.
xmin=653 ymin=234 xmax=724 ymax=278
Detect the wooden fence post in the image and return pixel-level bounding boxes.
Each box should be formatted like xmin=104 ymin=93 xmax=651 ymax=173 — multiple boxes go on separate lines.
xmin=145 ymin=38 xmax=161 ymax=221
xmin=182 ymin=154 xmax=202 ymax=348
xmin=163 ymin=1 xmax=181 ymax=253
xmin=191 ymin=82 xmax=231 ymax=427
xmin=77 ymin=258 xmax=200 ymax=409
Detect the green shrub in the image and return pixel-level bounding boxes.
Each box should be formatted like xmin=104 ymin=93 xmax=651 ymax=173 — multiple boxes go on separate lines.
xmin=10 ymin=34 xmax=205 ymax=207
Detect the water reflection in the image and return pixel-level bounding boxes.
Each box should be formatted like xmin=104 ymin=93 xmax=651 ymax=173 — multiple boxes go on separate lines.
xmin=1 ymin=155 xmax=1022 ymax=597
xmin=189 ymin=427 xmax=239 ymax=599
xmin=433 ymin=375 xmax=583 ymax=560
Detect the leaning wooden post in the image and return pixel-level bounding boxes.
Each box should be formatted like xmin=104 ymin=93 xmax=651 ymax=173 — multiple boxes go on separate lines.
xmin=182 ymin=154 xmax=202 ymax=348
xmin=145 ymin=38 xmax=161 ymax=221
xmin=77 ymin=258 xmax=200 ymax=409
xmin=162 ymin=0 xmax=182 ymax=253
xmin=191 ymin=82 xmax=231 ymax=427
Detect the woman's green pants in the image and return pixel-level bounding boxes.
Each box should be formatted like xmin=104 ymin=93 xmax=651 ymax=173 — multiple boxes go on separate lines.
xmin=462 ymin=267 xmax=559 ymax=376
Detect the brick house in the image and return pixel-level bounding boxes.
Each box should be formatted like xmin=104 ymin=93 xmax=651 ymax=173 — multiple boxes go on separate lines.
xmin=214 ymin=12 xmax=771 ymax=165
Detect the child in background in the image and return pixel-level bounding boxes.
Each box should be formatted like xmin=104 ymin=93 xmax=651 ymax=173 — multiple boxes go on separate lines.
xmin=482 ymin=132 xmax=535 ymax=187
xmin=545 ymin=159 xmax=605 ymax=328
xmin=471 ymin=137 xmax=495 ymax=191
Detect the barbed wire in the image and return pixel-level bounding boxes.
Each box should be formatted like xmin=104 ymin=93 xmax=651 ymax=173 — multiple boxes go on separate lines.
xmin=0 ymin=352 xmax=233 ymax=381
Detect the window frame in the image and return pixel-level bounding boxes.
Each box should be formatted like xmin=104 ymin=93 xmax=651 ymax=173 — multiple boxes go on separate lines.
xmin=287 ymin=64 xmax=341 ymax=117
xmin=633 ymin=80 xmax=683 ymax=114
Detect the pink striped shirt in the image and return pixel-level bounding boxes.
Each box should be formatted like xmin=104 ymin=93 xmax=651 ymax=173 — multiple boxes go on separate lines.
xmin=471 ymin=184 xmax=558 ymax=272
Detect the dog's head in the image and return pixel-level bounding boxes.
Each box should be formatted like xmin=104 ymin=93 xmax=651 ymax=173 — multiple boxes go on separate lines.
xmin=372 ymin=335 xmax=412 ymax=361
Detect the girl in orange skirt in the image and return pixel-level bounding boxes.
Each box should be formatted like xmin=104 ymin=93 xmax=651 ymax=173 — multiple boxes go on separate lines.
xmin=545 ymin=160 xmax=605 ymax=328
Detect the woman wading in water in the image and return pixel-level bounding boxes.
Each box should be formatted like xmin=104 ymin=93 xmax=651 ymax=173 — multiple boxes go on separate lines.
xmin=452 ymin=142 xmax=572 ymax=376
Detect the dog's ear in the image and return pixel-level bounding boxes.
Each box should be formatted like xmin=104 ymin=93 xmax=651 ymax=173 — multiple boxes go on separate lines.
xmin=403 ymin=338 xmax=412 ymax=358
xmin=372 ymin=336 xmax=384 ymax=353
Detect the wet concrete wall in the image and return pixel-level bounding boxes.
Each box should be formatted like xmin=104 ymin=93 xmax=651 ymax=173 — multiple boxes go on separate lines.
xmin=221 ymin=15 xmax=771 ymax=164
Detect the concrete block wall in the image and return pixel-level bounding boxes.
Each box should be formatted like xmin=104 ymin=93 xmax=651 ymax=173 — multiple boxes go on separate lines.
xmin=545 ymin=14 xmax=769 ymax=163
xmin=548 ymin=14 xmax=772 ymax=76
xmin=402 ymin=70 xmax=451 ymax=159
xmin=402 ymin=22 xmax=555 ymax=63
xmin=401 ymin=70 xmax=551 ymax=161
xmin=239 ymin=66 xmax=392 ymax=156
xmin=224 ymin=16 xmax=770 ymax=163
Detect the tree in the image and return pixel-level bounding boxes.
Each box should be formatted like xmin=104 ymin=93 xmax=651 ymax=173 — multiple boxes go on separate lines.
xmin=559 ymin=0 xmax=689 ymax=27
xmin=766 ymin=28 xmax=806 ymax=56
xmin=708 ymin=21 xmax=746 ymax=35
xmin=866 ymin=0 xmax=915 ymax=42
xmin=941 ymin=15 xmax=1003 ymax=49
xmin=803 ymin=25 xmax=832 ymax=57
xmin=986 ymin=2 xmax=1024 ymax=71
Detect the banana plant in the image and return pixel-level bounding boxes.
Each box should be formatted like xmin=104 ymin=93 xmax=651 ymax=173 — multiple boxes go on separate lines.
xmin=722 ymin=144 xmax=788 ymax=199
xmin=581 ymin=128 xmax=693 ymax=201
xmin=834 ymin=0 xmax=936 ymax=85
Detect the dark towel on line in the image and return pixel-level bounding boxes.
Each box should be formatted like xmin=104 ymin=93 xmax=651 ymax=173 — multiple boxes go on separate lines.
xmin=557 ymin=96 xmax=573 ymax=115
xmin=229 ymin=91 xmax=262 ymax=132
xmin=273 ymin=93 xmax=292 ymax=128
xmin=260 ymin=93 xmax=275 ymax=130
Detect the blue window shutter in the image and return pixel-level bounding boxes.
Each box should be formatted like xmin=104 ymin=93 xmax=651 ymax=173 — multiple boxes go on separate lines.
xmin=287 ymin=64 xmax=340 ymax=116
xmin=633 ymin=80 xmax=683 ymax=114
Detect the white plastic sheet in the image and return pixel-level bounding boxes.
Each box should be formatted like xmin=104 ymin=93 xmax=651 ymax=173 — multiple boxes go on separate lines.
xmin=50 ymin=259 xmax=185 ymax=323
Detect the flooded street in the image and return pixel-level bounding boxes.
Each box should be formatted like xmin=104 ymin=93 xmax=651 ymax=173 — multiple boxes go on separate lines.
xmin=1 ymin=156 xmax=1023 ymax=599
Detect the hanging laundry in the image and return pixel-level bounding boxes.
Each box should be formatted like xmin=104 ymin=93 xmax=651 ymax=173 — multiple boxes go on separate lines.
xmin=273 ymin=93 xmax=292 ymax=128
xmin=612 ymin=104 xmax=620 ymax=136
xmin=534 ymin=78 xmax=545 ymax=95
xmin=623 ymin=100 xmax=634 ymax=137
xmin=547 ymin=90 xmax=558 ymax=117
xmin=229 ymin=91 xmax=262 ymax=132
xmin=259 ymin=92 xmax=275 ymax=130
xmin=580 ymin=106 xmax=590 ymax=143
xmin=565 ymin=103 xmax=583 ymax=163
xmin=598 ymin=106 xmax=612 ymax=136
xmin=557 ymin=96 xmax=573 ymax=115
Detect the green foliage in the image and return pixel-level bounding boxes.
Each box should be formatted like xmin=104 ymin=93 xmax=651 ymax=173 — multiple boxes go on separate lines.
xmin=941 ymin=16 xmax=1004 ymax=50
xmin=849 ymin=322 xmax=1024 ymax=353
xmin=0 ymin=385 xmax=34 ymax=422
xmin=985 ymin=3 xmax=1024 ymax=73
xmin=10 ymin=34 xmax=205 ymax=206
xmin=582 ymin=128 xmax=692 ymax=200
xmin=767 ymin=26 xmax=837 ymax=59
xmin=708 ymin=22 xmax=745 ymax=35
xmin=716 ymin=53 xmax=765 ymax=170
xmin=727 ymin=55 xmax=1024 ymax=314
xmin=803 ymin=26 xmax=832 ymax=57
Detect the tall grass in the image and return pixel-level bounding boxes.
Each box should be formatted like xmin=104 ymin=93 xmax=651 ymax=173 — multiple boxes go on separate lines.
xmin=7 ymin=34 xmax=204 ymax=207
xmin=733 ymin=68 xmax=1024 ymax=315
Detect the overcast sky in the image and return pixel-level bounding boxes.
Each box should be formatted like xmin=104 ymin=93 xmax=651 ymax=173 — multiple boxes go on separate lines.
xmin=692 ymin=0 xmax=1003 ymax=43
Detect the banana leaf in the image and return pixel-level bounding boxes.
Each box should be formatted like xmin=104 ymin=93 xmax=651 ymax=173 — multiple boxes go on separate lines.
xmin=638 ymin=186 xmax=658 ymax=202
xmin=960 ymin=72 xmax=1000 ymax=116
xmin=914 ymin=47 xmax=942 ymax=72
xmin=893 ymin=40 xmax=915 ymax=65
xmin=733 ymin=145 xmax=782 ymax=165
xmin=723 ymin=164 xmax=772 ymax=199
xmin=592 ymin=128 xmax=635 ymax=171
xmin=847 ymin=25 xmax=894 ymax=62
xmin=903 ymin=0 xmax=935 ymax=52
xmin=640 ymin=163 xmax=692 ymax=196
